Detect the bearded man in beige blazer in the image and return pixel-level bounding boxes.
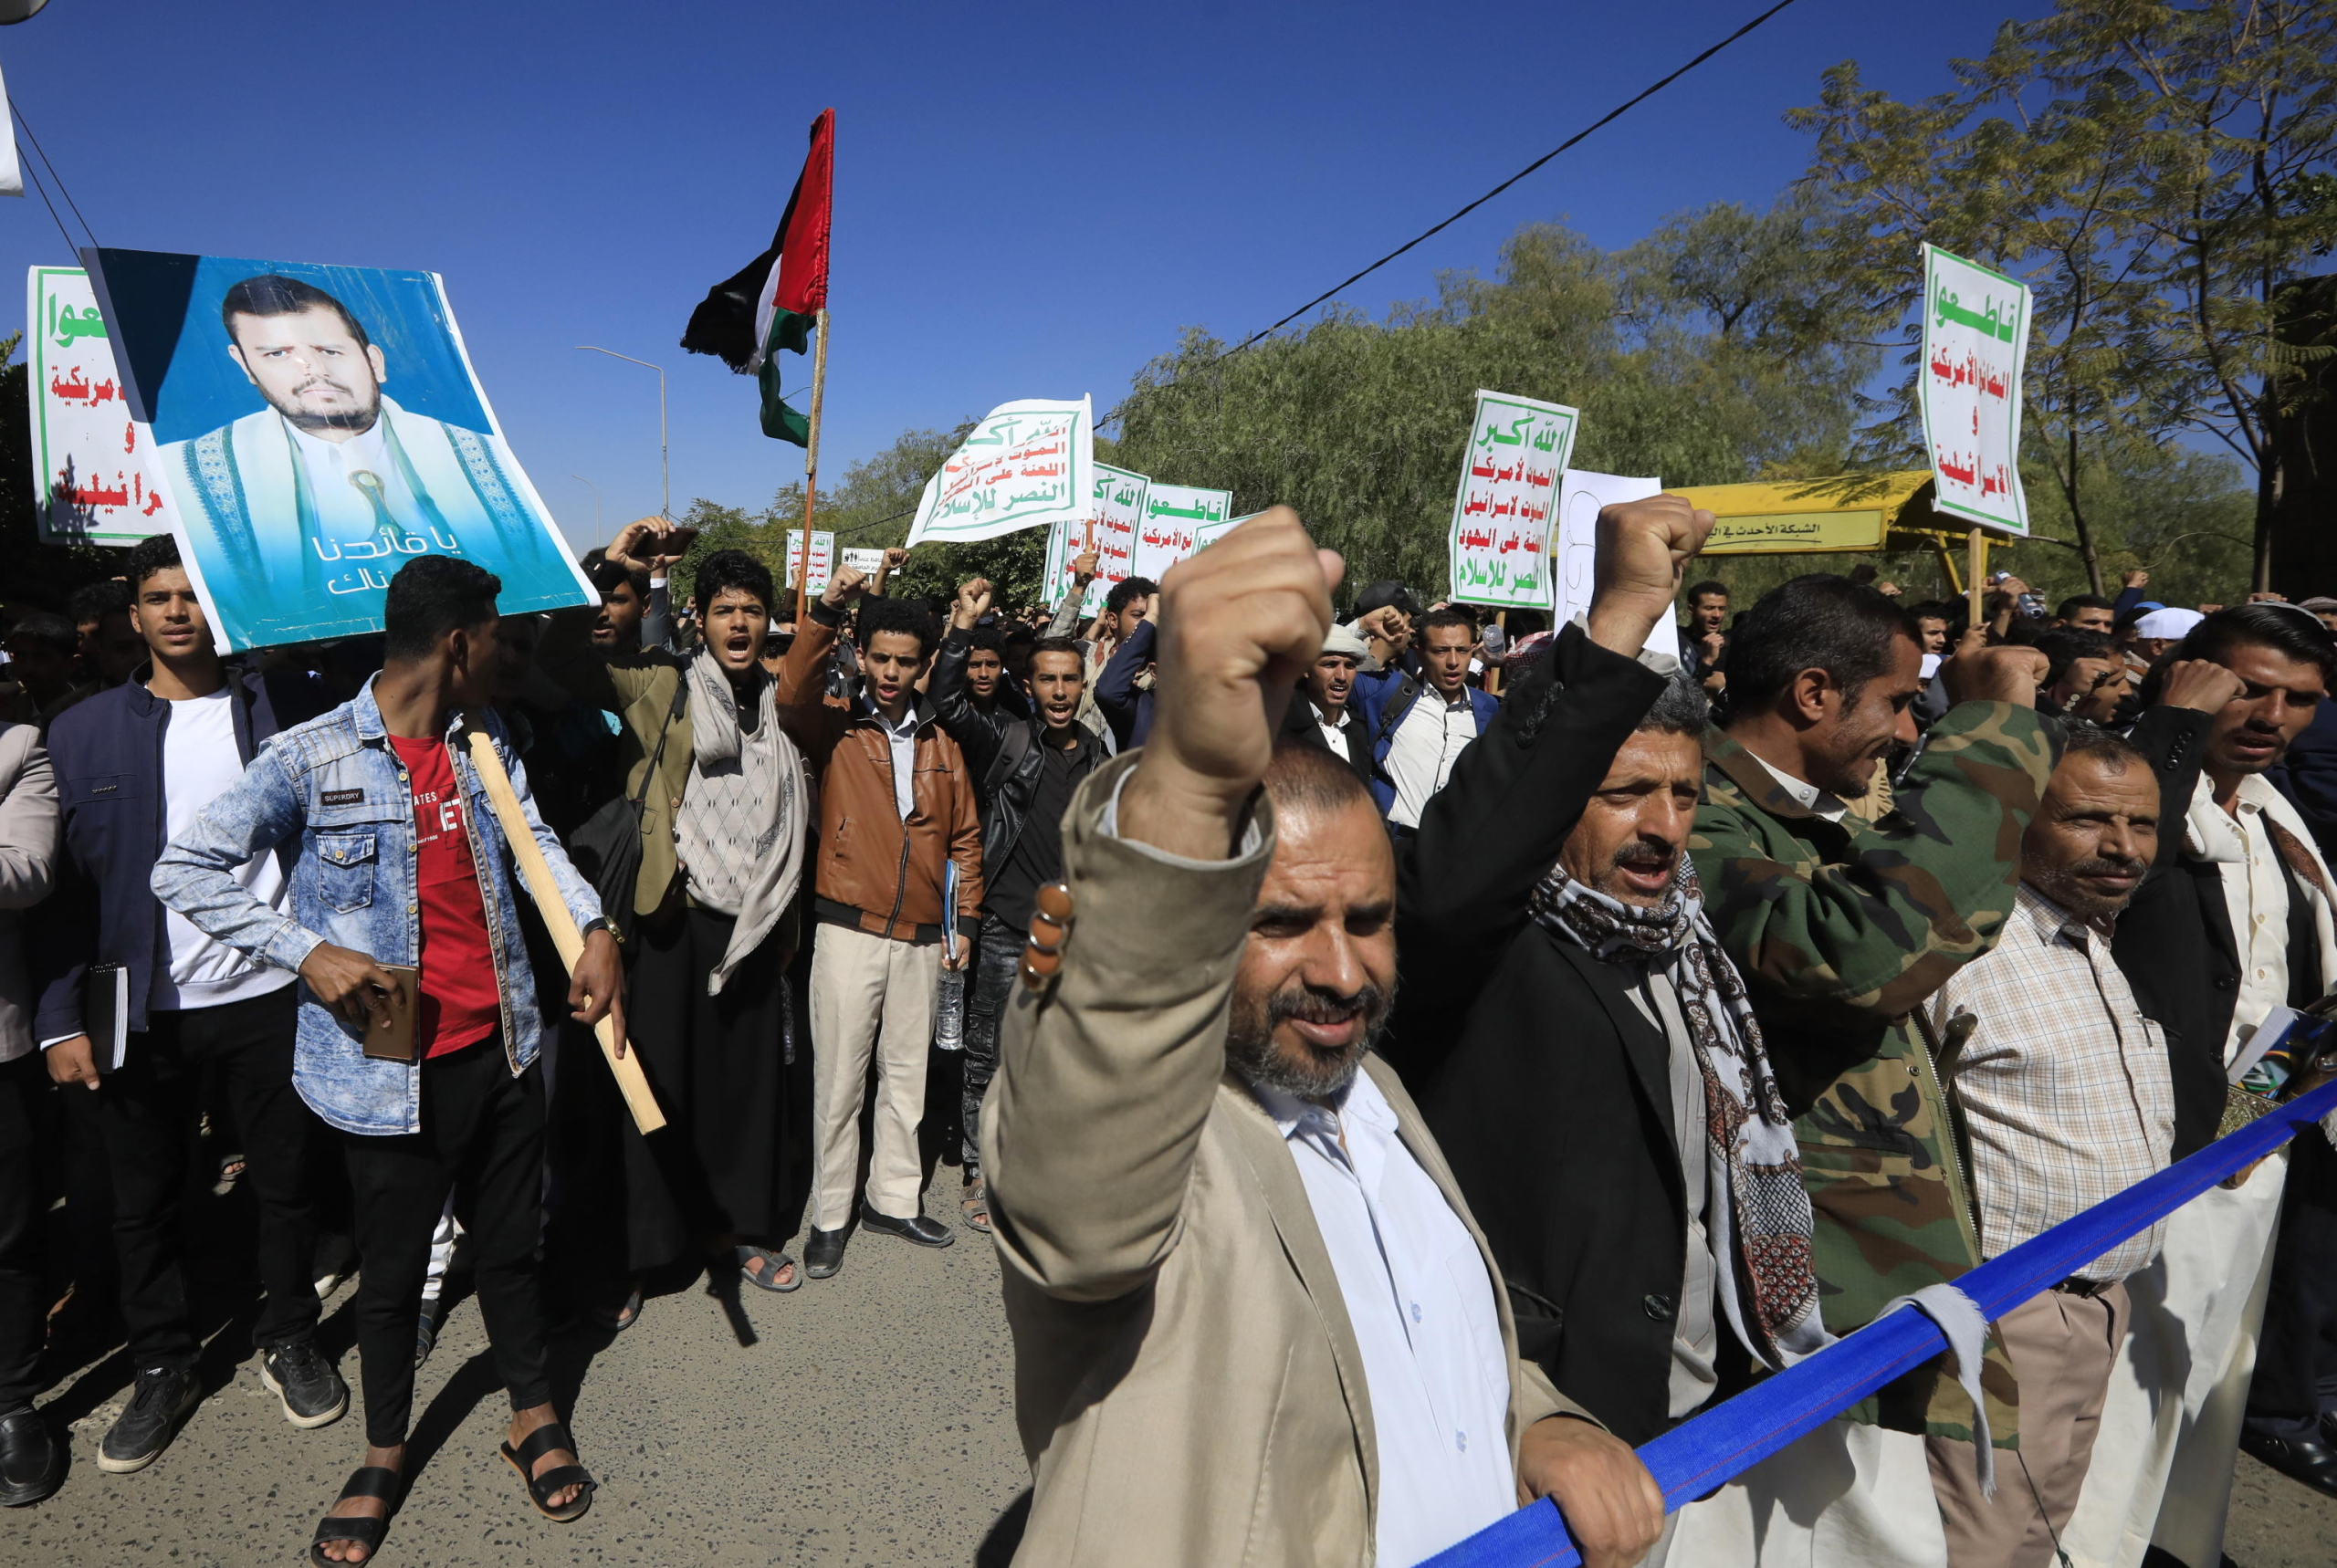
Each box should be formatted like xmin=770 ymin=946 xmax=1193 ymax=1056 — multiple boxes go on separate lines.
xmin=984 ymin=502 xmax=1710 ymax=1568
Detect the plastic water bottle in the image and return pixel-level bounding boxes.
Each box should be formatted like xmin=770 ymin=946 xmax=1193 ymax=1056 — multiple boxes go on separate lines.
xmin=934 ymin=963 xmax=966 ymax=1052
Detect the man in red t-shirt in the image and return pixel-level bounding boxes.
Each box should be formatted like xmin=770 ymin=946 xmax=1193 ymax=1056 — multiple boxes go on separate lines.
xmin=159 ymin=557 xmax=625 ymax=1564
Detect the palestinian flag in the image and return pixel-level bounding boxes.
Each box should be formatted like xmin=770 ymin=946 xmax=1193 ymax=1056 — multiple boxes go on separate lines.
xmin=680 ymin=107 xmax=833 ymax=444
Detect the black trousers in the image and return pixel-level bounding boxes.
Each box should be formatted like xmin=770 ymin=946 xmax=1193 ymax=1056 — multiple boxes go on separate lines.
xmin=73 ymin=986 xmax=320 ymax=1370
xmin=2248 ymin=1132 xmax=2337 ymax=1441
xmin=0 ymin=1052 xmax=47 ymax=1410
xmin=959 ymin=913 xmax=1020 ymax=1181
xmin=341 ymin=1037 xmax=550 ymax=1447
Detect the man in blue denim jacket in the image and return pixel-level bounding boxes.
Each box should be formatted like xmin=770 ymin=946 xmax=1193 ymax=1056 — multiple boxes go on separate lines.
xmin=154 ymin=557 xmax=624 ymax=1563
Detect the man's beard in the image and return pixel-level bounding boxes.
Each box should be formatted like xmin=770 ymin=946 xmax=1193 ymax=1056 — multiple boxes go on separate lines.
xmin=2034 ymin=853 xmax=2147 ymax=923
xmin=267 ymin=376 xmax=380 ymax=434
xmin=1226 ymin=977 xmax=1393 ymax=1100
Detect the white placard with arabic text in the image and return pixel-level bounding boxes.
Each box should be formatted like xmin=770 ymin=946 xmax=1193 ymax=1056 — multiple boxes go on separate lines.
xmin=1131 ymin=482 xmax=1232 ymax=583
xmin=1448 ymin=389 xmax=1574 ymax=610
xmin=1043 ymin=462 xmax=1147 ymax=614
xmin=907 ymin=397 xmax=1094 ymax=546
xmin=1555 ymin=471 xmax=1678 ymax=664
xmin=786 ymin=528 xmax=835 ymax=596
xmin=1919 ymin=243 xmax=2029 ymax=537
xmin=27 ymin=267 xmax=167 ymax=545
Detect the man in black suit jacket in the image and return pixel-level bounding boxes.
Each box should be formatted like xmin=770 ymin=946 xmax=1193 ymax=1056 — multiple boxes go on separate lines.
xmin=1276 ymin=622 xmax=1375 ymax=787
xmin=1386 ymin=498 xmax=1827 ymax=1448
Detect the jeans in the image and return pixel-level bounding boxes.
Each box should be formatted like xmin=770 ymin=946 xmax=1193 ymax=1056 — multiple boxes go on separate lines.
xmin=73 ymin=985 xmax=320 ymax=1371
xmin=340 ymin=1037 xmax=550 ymax=1447
xmin=960 ymin=913 xmax=1021 ymax=1181
xmin=0 ymin=1053 xmax=47 ymax=1409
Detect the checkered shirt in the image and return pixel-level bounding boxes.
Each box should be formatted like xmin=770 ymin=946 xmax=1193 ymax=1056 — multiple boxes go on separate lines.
xmin=1927 ymin=882 xmax=2176 ymax=1283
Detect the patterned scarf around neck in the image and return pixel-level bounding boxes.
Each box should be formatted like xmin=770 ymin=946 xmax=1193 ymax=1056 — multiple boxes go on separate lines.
xmin=1529 ymin=856 xmax=1829 ymax=1367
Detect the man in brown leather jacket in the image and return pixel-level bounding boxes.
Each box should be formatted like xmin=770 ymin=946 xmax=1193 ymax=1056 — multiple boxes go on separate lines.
xmin=791 ymin=591 xmax=984 ymax=1277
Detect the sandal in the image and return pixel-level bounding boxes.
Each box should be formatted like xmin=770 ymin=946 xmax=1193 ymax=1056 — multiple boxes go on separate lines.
xmin=309 ymin=1464 xmax=402 ymax=1564
xmin=735 ymin=1246 xmax=802 ymax=1293
xmin=499 ymin=1420 xmax=595 ymax=1523
xmin=961 ymin=1177 xmax=992 ymax=1235
xmin=590 ymin=1284 xmax=645 ymax=1332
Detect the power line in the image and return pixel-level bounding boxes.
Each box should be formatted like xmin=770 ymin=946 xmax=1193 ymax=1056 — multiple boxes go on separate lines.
xmin=12 ymin=99 xmax=96 ymax=250
xmin=1093 ymin=0 xmax=1803 ymax=432
xmin=777 ymin=2 xmax=1808 ymax=538
xmin=17 ymin=155 xmax=77 ymax=261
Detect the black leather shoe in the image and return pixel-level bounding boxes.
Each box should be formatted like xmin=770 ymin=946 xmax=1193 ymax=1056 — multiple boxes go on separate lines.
xmin=0 ymin=1407 xmax=62 ymax=1506
xmin=260 ymin=1340 xmax=349 ymax=1429
xmin=2239 ymin=1426 xmax=2337 ymax=1499
xmin=860 ymin=1204 xmax=956 ymax=1249
xmin=98 ymin=1365 xmax=201 ymax=1473
xmin=803 ymin=1228 xmax=847 ymax=1279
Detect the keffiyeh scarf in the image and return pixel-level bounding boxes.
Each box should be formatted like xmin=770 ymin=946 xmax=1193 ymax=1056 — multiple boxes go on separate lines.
xmin=1530 ymin=856 xmax=1829 ymax=1365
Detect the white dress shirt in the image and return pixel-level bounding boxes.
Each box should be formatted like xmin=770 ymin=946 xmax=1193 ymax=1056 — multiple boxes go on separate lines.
xmin=2185 ymin=771 xmax=2336 ymax=1061
xmin=1313 ymin=698 xmax=1355 ymax=764
xmin=876 ymin=707 xmax=918 ymax=820
xmin=1385 ymin=688 xmax=1477 ymax=829
xmin=1751 ymin=753 xmax=1850 ymax=823
xmin=288 ymin=416 xmax=432 ymax=564
xmin=1250 ymin=1072 xmax=1518 ymax=1567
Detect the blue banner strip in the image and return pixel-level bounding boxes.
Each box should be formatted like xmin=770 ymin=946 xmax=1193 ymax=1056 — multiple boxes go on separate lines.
xmin=1419 ymin=1076 xmax=2337 ymax=1568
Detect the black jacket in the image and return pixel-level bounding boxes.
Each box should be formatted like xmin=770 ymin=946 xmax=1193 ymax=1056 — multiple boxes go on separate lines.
xmin=1275 ymin=687 xmax=1374 ymax=786
xmin=2112 ymin=705 xmax=2235 ymax=1159
xmin=36 ymin=663 xmax=330 ymax=1040
xmin=1379 ymin=624 xmax=1692 ymax=1444
xmin=932 ymin=627 xmax=1103 ymax=876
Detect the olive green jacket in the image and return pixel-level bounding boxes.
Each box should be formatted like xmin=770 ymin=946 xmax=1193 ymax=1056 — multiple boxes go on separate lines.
xmin=1688 ymin=702 xmax=2052 ymax=1444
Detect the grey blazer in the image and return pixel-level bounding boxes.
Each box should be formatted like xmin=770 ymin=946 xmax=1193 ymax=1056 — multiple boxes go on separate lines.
xmin=0 ymin=723 xmax=59 ymax=1063
xmin=984 ymin=754 xmax=1584 ymax=1568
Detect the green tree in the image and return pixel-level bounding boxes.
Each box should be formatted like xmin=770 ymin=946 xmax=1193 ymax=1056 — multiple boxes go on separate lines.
xmin=1789 ymin=0 xmax=2337 ymax=591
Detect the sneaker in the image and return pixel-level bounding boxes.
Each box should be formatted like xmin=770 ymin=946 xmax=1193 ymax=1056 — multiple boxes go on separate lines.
xmin=97 ymin=1366 xmax=202 ymax=1473
xmin=259 ymin=1341 xmax=349 ymax=1429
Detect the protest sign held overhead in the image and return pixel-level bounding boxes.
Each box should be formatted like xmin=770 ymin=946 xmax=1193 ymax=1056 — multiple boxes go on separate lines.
xmin=907 ymin=396 xmax=1095 ymax=547
xmin=1919 ymin=242 xmax=2030 ymax=536
xmin=1043 ymin=461 xmax=1145 ymax=613
xmin=1131 ymin=481 xmax=1232 ymax=582
xmin=786 ymin=528 xmax=835 ymax=596
xmin=87 ymin=247 xmax=595 ymax=652
xmin=1448 ymin=389 xmax=1574 ymax=610
xmin=1556 ymin=471 xmax=1678 ymax=662
xmin=28 ymin=266 xmax=168 ymax=545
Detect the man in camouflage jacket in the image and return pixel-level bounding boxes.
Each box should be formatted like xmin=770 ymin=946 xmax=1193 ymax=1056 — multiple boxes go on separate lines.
xmin=1687 ymin=578 xmax=2052 ymax=1448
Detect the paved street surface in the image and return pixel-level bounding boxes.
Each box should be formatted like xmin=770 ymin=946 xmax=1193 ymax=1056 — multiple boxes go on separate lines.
xmin=8 ymin=1218 xmax=1028 ymax=1567
xmin=8 ymin=1205 xmax=2337 ymax=1566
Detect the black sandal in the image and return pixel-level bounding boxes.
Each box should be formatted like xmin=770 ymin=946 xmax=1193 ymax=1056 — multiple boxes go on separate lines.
xmin=499 ymin=1420 xmax=595 ymax=1522
xmin=309 ymin=1464 xmax=401 ymax=1565
xmin=735 ymin=1245 xmax=802 ymax=1293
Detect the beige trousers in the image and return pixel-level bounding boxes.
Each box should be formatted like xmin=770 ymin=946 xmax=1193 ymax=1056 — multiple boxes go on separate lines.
xmin=1928 ymin=1283 xmax=2128 ymax=1568
xmin=808 ymin=924 xmax=940 ymax=1231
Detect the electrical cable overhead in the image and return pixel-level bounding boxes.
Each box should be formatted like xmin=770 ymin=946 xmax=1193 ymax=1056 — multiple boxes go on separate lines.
xmin=784 ymin=1 xmax=1808 ymax=539
xmin=18 ymin=155 xmax=77 ymax=260
xmin=1090 ymin=0 xmax=1803 ymax=433
xmin=12 ymin=99 xmax=96 ymax=251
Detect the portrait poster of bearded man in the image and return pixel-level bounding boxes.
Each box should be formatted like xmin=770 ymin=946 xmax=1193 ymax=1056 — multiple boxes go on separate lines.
xmin=89 ymin=247 xmax=593 ymax=651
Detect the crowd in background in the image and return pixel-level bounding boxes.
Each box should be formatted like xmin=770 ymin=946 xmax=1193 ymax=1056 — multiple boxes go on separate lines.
xmin=1 ymin=506 xmax=2335 ymax=1568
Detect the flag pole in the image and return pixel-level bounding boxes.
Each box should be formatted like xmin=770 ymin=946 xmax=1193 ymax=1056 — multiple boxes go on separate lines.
xmin=796 ymin=307 xmax=831 ymax=628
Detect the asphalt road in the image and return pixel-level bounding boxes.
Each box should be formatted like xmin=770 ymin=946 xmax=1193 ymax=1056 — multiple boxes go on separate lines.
xmin=9 ymin=1214 xmax=1029 ymax=1567
xmin=8 ymin=1191 xmax=2337 ymax=1567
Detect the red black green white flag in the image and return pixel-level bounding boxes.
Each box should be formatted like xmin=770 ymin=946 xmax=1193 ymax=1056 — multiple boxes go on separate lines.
xmin=680 ymin=107 xmax=833 ymax=445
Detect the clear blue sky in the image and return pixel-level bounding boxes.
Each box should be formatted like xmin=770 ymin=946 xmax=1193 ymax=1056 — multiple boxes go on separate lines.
xmin=0 ymin=0 xmax=2049 ymax=550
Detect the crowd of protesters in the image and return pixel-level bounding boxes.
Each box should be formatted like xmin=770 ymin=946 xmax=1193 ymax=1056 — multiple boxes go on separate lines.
xmin=2 ymin=500 xmax=2336 ymax=1568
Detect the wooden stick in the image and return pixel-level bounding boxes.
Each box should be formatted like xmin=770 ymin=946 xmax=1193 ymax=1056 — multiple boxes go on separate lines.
xmin=461 ymin=725 xmax=665 ymax=1134
xmin=795 ymin=307 xmax=831 ymax=632
xmin=1966 ymin=528 xmax=1986 ymax=630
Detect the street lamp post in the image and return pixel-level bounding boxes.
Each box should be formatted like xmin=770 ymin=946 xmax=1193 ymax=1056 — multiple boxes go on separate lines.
xmin=575 ymin=346 xmax=668 ymax=522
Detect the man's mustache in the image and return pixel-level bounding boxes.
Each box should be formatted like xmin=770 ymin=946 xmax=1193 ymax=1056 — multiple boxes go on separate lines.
xmin=1611 ymin=836 xmax=1680 ymax=873
xmin=2068 ymin=854 xmax=2146 ymax=880
xmin=1267 ymin=981 xmax=1389 ymax=1038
